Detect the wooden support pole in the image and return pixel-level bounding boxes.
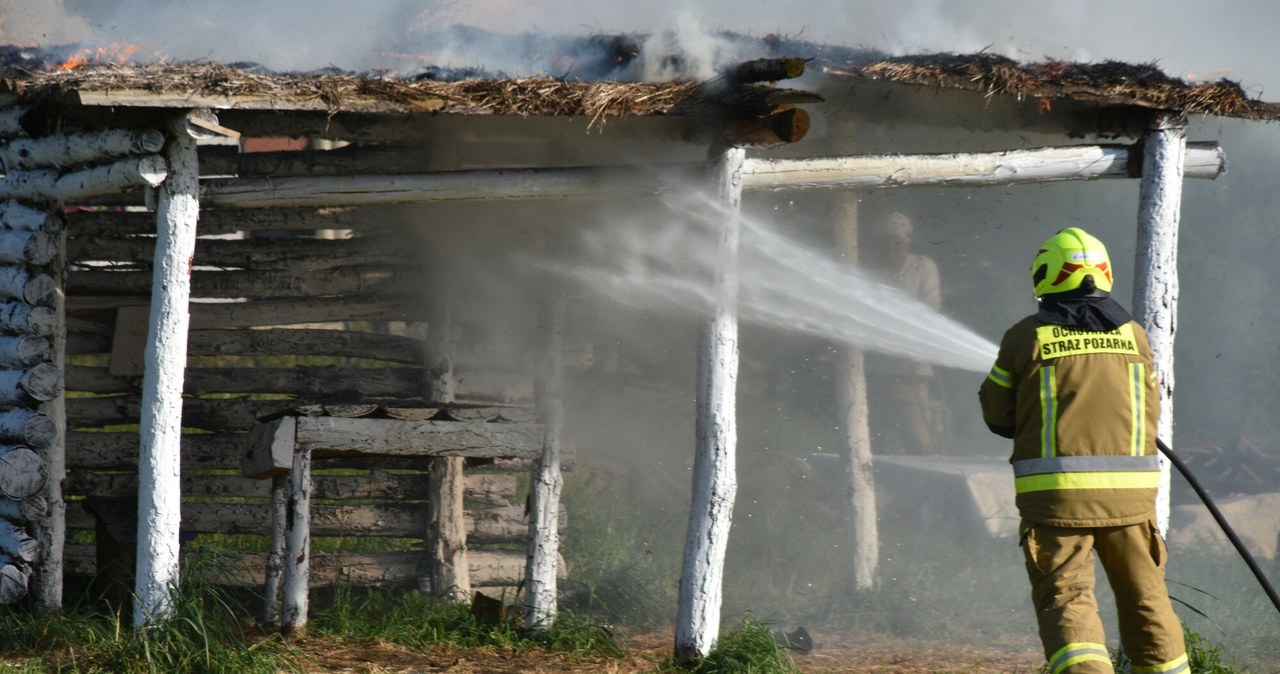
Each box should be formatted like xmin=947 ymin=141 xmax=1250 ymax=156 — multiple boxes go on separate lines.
xmin=198 ymin=143 xmax=1223 ymax=209
xmin=676 ymin=147 xmax=744 ymax=664
xmin=261 ymin=473 xmax=288 ymax=626
xmin=524 ymin=294 xmax=565 ymax=630
xmin=1133 ymin=114 xmax=1187 ymax=536
xmin=0 ymin=129 xmax=165 ymax=172
xmin=833 ymin=195 xmax=879 ymax=591
xmin=420 ymin=291 xmax=469 ymax=599
xmin=134 ymin=111 xmax=203 ymax=628
xmin=281 ymin=448 xmax=311 ymax=634
xmin=0 ymin=156 xmax=168 ymax=202
xmin=740 ymin=143 xmax=1225 ymax=191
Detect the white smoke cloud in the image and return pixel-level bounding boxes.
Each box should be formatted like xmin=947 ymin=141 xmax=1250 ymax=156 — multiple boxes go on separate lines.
xmin=1 ymin=0 xmax=1276 ymax=94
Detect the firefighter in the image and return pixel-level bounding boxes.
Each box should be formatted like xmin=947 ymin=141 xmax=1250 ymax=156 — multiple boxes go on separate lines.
xmin=978 ymin=228 xmax=1188 ymax=674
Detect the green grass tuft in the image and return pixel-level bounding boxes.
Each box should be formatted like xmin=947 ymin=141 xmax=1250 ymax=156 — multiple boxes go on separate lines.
xmin=659 ymin=618 xmax=800 ymax=674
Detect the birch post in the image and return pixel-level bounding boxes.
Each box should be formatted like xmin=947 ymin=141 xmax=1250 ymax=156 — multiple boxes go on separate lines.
xmin=134 ymin=112 xmax=203 ymax=628
xmin=675 ymin=147 xmax=744 ymax=664
xmin=524 ymin=293 xmax=565 ymax=630
xmin=1133 ymin=113 xmax=1187 ymax=536
xmin=421 ymin=297 xmax=469 ymax=599
xmin=281 ymin=448 xmax=311 ymax=633
xmin=260 ymin=473 xmax=288 ymax=626
xmin=833 ymin=195 xmax=879 ymax=590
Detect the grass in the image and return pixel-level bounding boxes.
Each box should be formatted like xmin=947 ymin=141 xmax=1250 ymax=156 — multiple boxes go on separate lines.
xmin=308 ymin=583 xmax=623 ymax=661
xmin=658 ymin=619 xmax=800 ymax=674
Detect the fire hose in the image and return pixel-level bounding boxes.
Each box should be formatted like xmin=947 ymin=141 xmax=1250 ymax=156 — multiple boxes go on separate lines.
xmin=1156 ymin=437 xmax=1280 ymax=616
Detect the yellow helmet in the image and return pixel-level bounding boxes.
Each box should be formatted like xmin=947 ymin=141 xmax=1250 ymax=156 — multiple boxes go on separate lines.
xmin=1030 ymin=227 xmax=1113 ymax=297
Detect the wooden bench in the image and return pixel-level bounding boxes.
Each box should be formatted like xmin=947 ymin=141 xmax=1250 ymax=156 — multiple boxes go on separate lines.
xmin=246 ymin=406 xmax=545 ymax=633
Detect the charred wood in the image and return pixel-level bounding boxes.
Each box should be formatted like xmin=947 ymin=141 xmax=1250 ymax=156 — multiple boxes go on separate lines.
xmin=0 ymin=267 xmax=55 ymax=306
xmin=0 ymin=200 xmax=60 ymax=232
xmin=67 ymin=363 xmax=424 ymax=398
xmin=68 ymin=235 xmax=415 ymax=272
xmin=67 ymin=295 xmax=420 ymax=330
xmin=0 ymin=336 xmax=51 ymax=369
xmin=199 ymin=144 xmax=438 ymax=178
xmin=0 ymin=129 xmax=165 ymax=172
xmin=730 ymin=57 xmax=807 ymax=84
xmin=0 ymin=156 xmax=167 ymax=201
xmin=0 ymin=301 xmax=57 ymax=336
xmin=0 ymin=231 xmax=56 ymax=266
xmin=0 ymin=107 xmax=32 ymax=139
xmin=0 ymin=363 xmax=63 ymax=405
xmin=0 ymin=445 xmax=48 ymax=499
xmin=68 ymin=267 xmax=404 ymax=300
xmin=69 ymin=206 xmax=373 ymax=237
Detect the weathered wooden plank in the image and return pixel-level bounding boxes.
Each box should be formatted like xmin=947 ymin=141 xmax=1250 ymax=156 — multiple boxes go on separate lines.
xmin=69 ymin=267 xmax=405 ymax=300
xmin=67 ymin=205 xmax=378 ymax=237
xmin=66 ymin=430 xmax=247 ymax=469
xmin=199 ymin=144 xmax=436 ymax=178
xmin=67 ymin=364 xmax=425 ymax=398
xmin=292 ymin=417 xmax=543 ymax=459
xmin=65 ymin=501 xmax=534 ymax=542
xmin=67 ymin=396 xmax=270 ymax=432
xmin=68 ymin=234 xmax=416 ymax=272
xmin=187 ymin=328 xmax=425 ymax=363
xmin=63 ymin=546 xmax=543 ymax=589
xmin=63 ymin=470 xmax=514 ymax=504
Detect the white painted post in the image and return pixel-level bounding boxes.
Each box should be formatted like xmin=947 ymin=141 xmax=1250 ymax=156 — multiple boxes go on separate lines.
xmin=261 ymin=473 xmax=288 ymax=626
xmin=524 ymin=294 xmax=565 ymax=630
xmin=421 ymin=296 xmax=469 ymax=599
xmin=133 ymin=111 xmax=203 ymax=627
xmin=675 ymin=147 xmax=744 ymax=664
xmin=833 ymin=196 xmax=879 ymax=590
xmin=1133 ymin=113 xmax=1187 ymax=536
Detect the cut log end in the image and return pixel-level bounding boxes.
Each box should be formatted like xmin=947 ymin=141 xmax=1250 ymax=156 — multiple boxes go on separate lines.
xmin=0 ymin=447 xmax=48 ymax=499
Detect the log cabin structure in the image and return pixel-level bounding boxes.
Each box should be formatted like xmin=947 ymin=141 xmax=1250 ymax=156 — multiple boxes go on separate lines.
xmin=0 ymin=33 xmax=1276 ymax=655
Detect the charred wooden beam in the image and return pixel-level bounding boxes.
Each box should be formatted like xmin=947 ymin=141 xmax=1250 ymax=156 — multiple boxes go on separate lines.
xmin=0 ymin=200 xmax=61 ymax=232
xmin=0 ymin=231 xmax=57 ymax=266
xmin=68 ymin=295 xmax=420 ymax=330
xmin=67 ymin=364 xmax=424 ymax=398
xmin=721 ymin=107 xmax=811 ymax=148
xmin=69 ymin=205 xmax=374 ymax=237
xmin=0 ymin=129 xmax=165 ymax=172
xmin=0 ymin=446 xmax=48 ymax=499
xmin=0 ymin=364 xmax=62 ymax=405
xmin=0 ymin=267 xmax=55 ymax=306
xmin=70 ymin=266 xmax=404 ymax=300
xmin=0 ymin=156 xmax=167 ymax=201
xmin=68 ymin=235 xmax=415 ymax=272
xmin=730 ymin=57 xmax=807 ymax=84
xmin=64 ymin=470 xmax=514 ymax=505
xmin=0 ymin=336 xmax=51 ymax=369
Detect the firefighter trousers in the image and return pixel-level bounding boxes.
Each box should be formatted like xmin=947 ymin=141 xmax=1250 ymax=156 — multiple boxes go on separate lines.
xmin=1020 ymin=518 xmax=1188 ymax=674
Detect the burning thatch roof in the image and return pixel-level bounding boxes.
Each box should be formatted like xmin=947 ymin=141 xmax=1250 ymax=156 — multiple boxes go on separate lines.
xmin=1 ymin=35 xmax=1277 ymax=123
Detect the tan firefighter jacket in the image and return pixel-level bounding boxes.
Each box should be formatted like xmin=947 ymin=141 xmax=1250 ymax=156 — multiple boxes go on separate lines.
xmin=979 ymin=315 xmax=1161 ymax=527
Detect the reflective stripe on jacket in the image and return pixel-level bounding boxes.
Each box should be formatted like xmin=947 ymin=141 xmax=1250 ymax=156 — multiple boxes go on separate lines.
xmin=978 ymin=315 xmax=1160 ymax=527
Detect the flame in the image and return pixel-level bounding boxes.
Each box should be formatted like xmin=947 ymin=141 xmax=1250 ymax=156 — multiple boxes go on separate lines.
xmin=56 ymin=43 xmax=142 ymax=71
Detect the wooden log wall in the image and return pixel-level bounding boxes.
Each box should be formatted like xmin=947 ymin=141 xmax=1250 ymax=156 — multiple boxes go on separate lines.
xmin=53 ymin=119 xmax=551 ymax=597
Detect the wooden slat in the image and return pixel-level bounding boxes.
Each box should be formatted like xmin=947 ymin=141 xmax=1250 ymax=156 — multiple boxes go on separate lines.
xmin=64 ymin=470 xmax=516 ymax=505
xmin=66 ymin=500 xmax=535 ymax=542
xmin=293 ymin=417 xmax=543 ymax=460
xmin=67 ymin=364 xmax=425 ymax=397
xmin=68 ymin=205 xmax=387 ymax=237
xmin=63 ymin=546 xmax=542 ymax=588
xmin=68 ymin=234 xmax=415 ymax=271
xmin=68 ymin=327 xmax=426 ymax=364
xmin=69 ymin=267 xmax=406 ymax=300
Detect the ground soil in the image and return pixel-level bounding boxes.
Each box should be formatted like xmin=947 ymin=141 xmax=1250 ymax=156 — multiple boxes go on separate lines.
xmin=287 ymin=631 xmax=1048 ymax=673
